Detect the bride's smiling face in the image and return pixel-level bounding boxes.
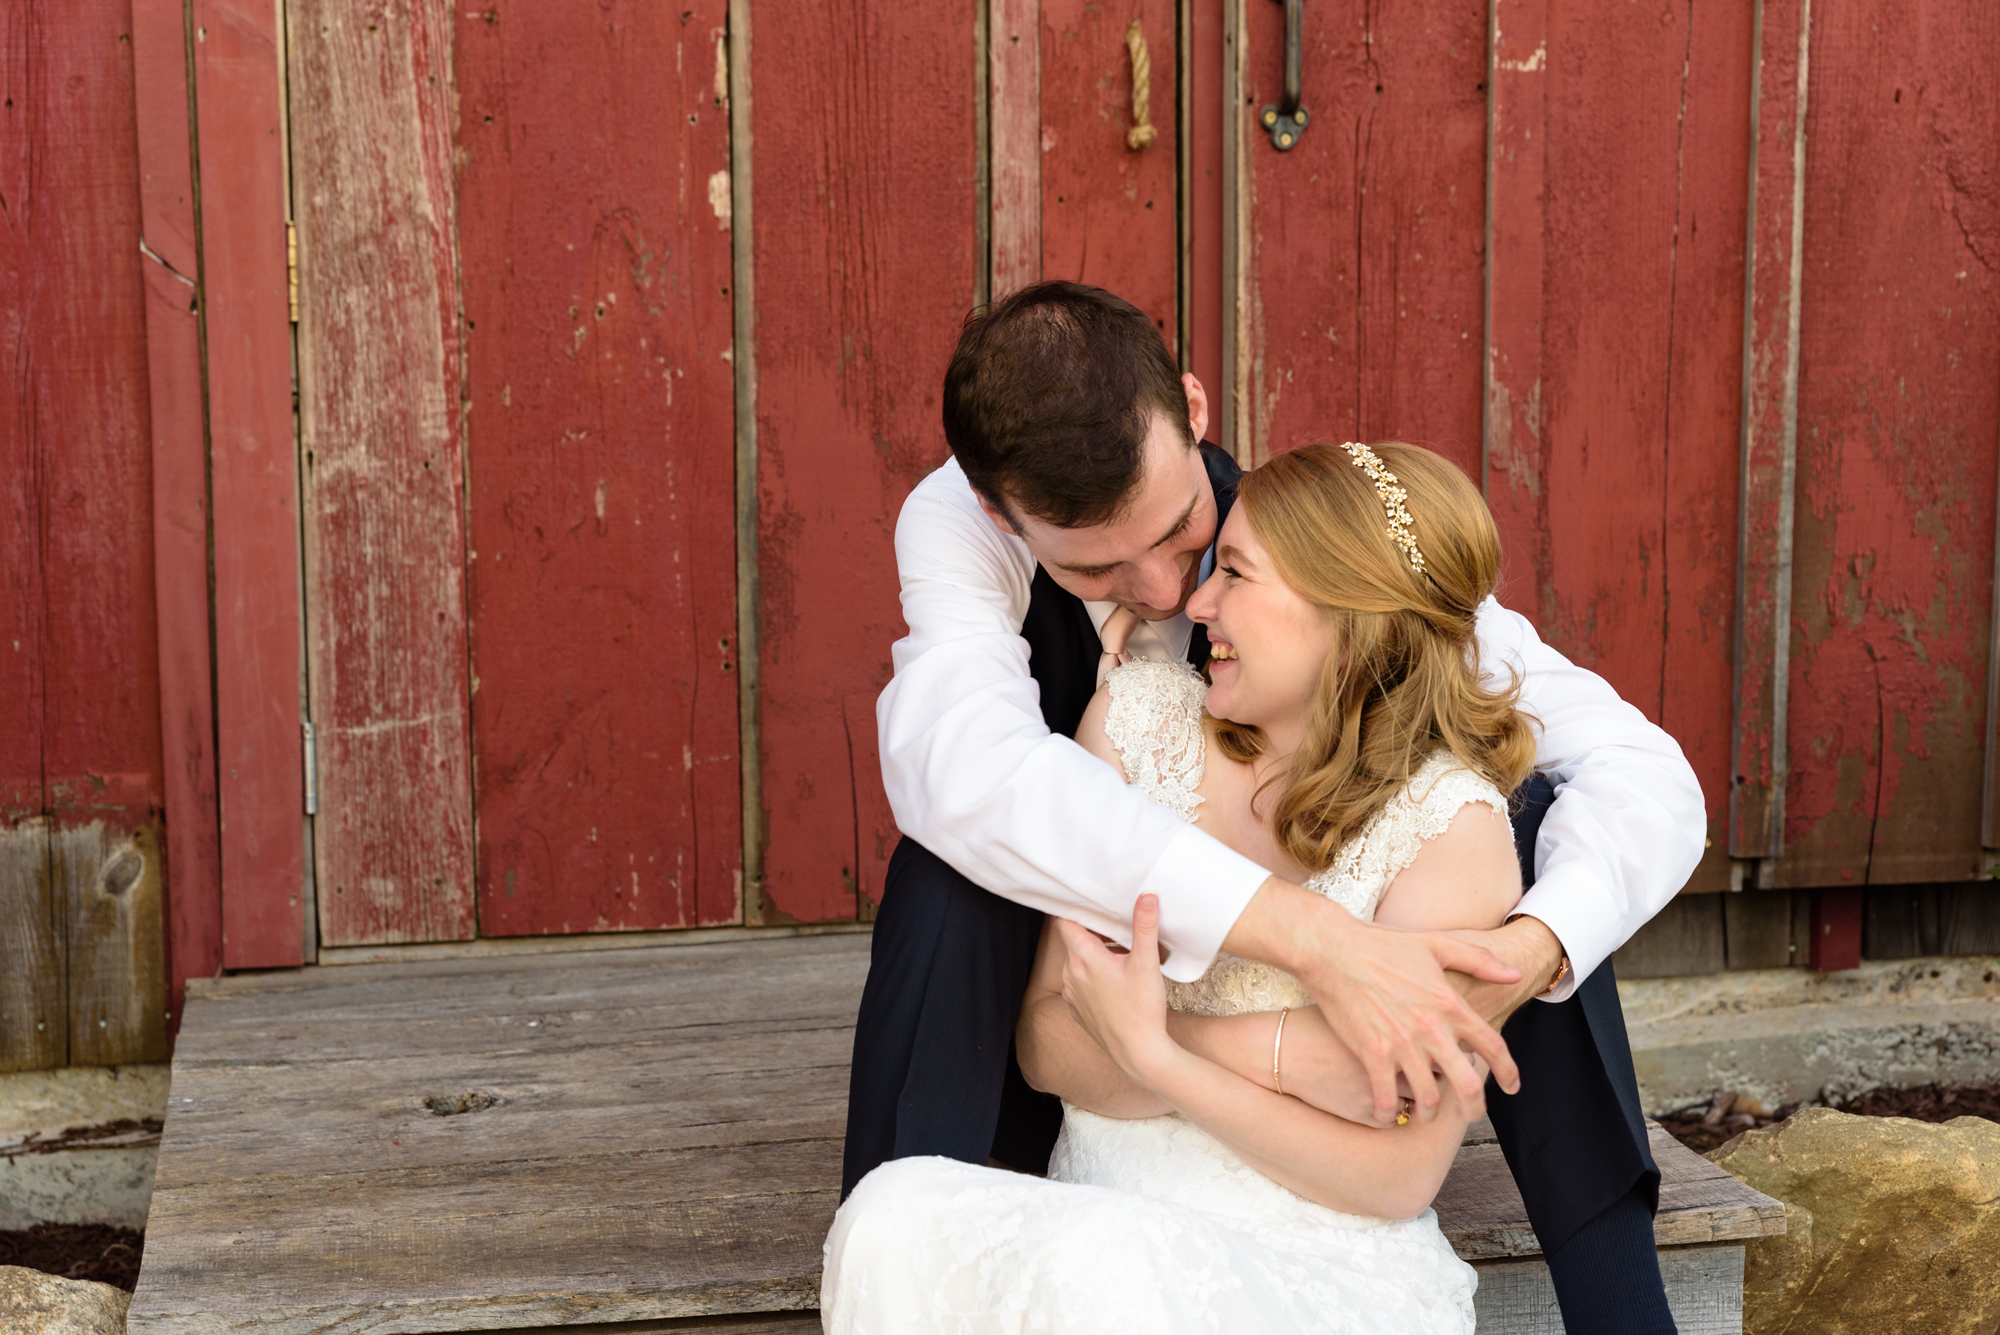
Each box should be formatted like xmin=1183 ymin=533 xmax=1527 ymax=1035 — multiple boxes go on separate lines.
xmin=1186 ymin=506 xmax=1336 ymax=746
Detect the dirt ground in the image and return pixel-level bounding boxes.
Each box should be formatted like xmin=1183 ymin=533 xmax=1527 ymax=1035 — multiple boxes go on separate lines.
xmin=0 ymin=1223 xmax=145 ymax=1291
xmin=1658 ymin=1082 xmax=2000 ymax=1156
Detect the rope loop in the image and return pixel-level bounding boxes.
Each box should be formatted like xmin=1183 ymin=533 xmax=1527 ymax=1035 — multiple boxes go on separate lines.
xmin=1125 ymin=20 xmax=1157 ymax=150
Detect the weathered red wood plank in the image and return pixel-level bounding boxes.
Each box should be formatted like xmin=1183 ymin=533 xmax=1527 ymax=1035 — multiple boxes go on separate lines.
xmin=289 ymin=0 xmax=475 ymax=946
xmin=1038 ymin=0 xmax=1178 ymax=347
xmin=133 ymin=0 xmax=223 ymax=1024
xmin=1242 ymin=0 xmax=1488 ymax=474
xmin=0 ymin=6 xmax=58 ymax=1070
xmin=459 ymin=1 xmax=740 ymax=936
xmin=7 ymin=1 xmax=171 ymax=1063
xmin=1810 ymin=886 xmax=1862 ymax=970
xmin=751 ymin=1 xmax=979 ymax=922
xmin=1185 ymin=0 xmax=1227 ymax=408
xmin=1483 ymin=0 xmax=1551 ymax=596
xmin=1778 ymin=2 xmax=2000 ymax=889
xmin=192 ymin=0 xmax=307 ymax=967
xmin=1655 ymin=3 xmax=1756 ymax=894
xmin=1486 ymin=0 xmax=1752 ymax=898
xmin=991 ymin=0 xmax=1041 ymax=298
xmin=1730 ymin=0 xmax=1811 ymax=866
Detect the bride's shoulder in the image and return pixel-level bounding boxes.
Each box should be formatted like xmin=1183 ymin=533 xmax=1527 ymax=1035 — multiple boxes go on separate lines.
xmin=1398 ymin=751 xmax=1511 ymax=836
xmin=1077 ymin=661 xmax=1210 ymax=814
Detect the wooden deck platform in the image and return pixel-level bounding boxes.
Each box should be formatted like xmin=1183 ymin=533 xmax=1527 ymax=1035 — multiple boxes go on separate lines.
xmin=129 ymin=933 xmax=1782 ymax=1334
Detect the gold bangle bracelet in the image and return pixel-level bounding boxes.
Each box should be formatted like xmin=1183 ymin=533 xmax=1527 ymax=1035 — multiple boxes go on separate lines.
xmin=1272 ymin=1007 xmax=1290 ymax=1096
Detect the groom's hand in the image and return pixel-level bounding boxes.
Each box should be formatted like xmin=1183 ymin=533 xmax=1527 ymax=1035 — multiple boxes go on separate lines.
xmin=1223 ymin=877 xmax=1522 ymax=1124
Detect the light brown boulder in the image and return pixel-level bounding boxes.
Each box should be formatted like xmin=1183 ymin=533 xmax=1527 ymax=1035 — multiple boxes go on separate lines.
xmin=1708 ymin=1107 xmax=2000 ymax=1335
xmin=0 ymin=1266 xmax=130 ymax=1334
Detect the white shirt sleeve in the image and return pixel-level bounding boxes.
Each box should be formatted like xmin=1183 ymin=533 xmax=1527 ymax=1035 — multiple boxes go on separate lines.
xmin=876 ymin=461 xmax=1270 ymax=982
xmin=1475 ymin=599 xmax=1708 ymax=1000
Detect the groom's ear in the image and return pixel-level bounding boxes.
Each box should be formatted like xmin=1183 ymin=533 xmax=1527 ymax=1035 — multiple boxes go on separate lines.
xmin=1182 ymin=373 xmax=1210 ymax=444
xmin=974 ymin=489 xmax=1023 ymax=537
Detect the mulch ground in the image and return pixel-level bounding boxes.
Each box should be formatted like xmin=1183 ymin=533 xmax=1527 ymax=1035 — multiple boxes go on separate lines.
xmin=1659 ymin=1082 xmax=2000 ymax=1157
xmin=0 ymin=1223 xmax=145 ymax=1292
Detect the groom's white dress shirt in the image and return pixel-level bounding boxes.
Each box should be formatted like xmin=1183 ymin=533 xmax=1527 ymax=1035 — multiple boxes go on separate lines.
xmin=876 ymin=457 xmax=1706 ymax=999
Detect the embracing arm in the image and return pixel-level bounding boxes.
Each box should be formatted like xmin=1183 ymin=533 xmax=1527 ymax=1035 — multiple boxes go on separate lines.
xmin=1478 ymin=599 xmax=1706 ymax=998
xmin=1053 ymin=790 xmax=1524 ymax=1221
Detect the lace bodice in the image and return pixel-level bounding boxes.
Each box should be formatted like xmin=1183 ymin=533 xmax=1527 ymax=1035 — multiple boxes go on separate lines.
xmin=1102 ymin=659 xmax=1508 ymax=1018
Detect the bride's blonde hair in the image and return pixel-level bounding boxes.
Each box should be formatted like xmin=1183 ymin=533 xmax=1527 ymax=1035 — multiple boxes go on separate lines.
xmin=1210 ymin=442 xmax=1536 ymax=871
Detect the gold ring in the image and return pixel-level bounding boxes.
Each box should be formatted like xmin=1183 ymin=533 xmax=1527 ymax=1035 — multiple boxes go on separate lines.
xmin=1395 ymin=1097 xmax=1413 ymax=1126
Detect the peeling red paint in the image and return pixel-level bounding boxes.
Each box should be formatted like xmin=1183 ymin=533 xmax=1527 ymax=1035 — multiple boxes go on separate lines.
xmin=1776 ymin=3 xmax=2000 ymax=887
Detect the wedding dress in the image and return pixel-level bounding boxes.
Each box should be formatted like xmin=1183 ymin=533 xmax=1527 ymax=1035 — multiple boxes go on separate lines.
xmin=823 ymin=659 xmax=1505 ymax=1334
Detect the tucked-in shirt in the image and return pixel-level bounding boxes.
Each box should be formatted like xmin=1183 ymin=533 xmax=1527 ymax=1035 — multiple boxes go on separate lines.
xmin=876 ymin=457 xmax=1706 ymax=995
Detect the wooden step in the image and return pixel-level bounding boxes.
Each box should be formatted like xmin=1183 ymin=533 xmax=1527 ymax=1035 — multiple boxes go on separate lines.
xmin=129 ymin=934 xmax=1780 ymax=1334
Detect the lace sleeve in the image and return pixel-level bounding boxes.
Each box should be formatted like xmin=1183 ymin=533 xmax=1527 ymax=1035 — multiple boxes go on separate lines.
xmin=1318 ymin=752 xmax=1510 ymax=921
xmin=1100 ymin=660 xmax=1210 ymax=824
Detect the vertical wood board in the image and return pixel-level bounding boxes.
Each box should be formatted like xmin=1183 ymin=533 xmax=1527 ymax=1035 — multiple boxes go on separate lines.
xmin=133 ymin=0 xmax=224 ymax=1026
xmin=751 ymin=1 xmax=979 ymax=921
xmin=1037 ymin=0 xmax=1179 ymax=348
xmin=458 ymin=0 xmax=741 ymax=936
xmin=289 ymin=0 xmax=476 ymax=945
xmin=1242 ymin=0 xmax=1488 ymax=475
xmin=1777 ymin=3 xmax=2000 ymax=889
xmin=1730 ymin=0 xmax=1811 ymax=863
xmin=990 ymin=0 xmax=1042 ymax=299
xmin=193 ymin=0 xmax=308 ymax=967
xmin=2 ymin=0 xmax=171 ymax=1066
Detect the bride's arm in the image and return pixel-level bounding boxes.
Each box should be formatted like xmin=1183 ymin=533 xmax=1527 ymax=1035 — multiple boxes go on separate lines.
xmin=1061 ymin=803 xmax=1522 ymax=1219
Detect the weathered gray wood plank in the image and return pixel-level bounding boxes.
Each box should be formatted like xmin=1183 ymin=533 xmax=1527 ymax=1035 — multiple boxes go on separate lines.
xmin=58 ymin=818 xmax=169 ymax=1066
xmin=1437 ymin=1127 xmax=1784 ymax=1259
xmin=0 ymin=816 xmax=66 ymax=1071
xmin=132 ymin=932 xmax=1770 ymax=1334
xmin=1472 ymin=1245 xmax=1744 ymax=1335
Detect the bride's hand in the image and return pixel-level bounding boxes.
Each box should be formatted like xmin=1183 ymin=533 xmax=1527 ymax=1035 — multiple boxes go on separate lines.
xmin=1053 ymin=894 xmax=1176 ymax=1086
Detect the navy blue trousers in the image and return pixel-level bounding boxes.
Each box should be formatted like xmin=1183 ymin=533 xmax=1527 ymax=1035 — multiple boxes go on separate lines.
xmin=842 ymin=777 xmax=1675 ymax=1332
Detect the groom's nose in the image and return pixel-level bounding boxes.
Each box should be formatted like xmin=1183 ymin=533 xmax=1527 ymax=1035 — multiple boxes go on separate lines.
xmin=1127 ymin=552 xmax=1189 ymax=612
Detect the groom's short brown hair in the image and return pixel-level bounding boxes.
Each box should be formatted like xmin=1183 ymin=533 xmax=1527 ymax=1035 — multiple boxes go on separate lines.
xmin=942 ymin=281 xmax=1191 ymax=529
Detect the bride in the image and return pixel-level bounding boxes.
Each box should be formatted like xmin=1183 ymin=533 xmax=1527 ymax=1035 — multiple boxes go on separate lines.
xmin=823 ymin=440 xmax=1536 ymax=1333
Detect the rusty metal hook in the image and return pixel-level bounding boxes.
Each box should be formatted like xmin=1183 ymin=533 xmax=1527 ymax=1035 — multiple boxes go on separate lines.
xmin=1260 ymin=0 xmax=1309 ymax=151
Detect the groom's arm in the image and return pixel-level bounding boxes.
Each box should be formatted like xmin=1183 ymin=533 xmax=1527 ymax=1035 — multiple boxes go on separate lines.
xmin=877 ymin=463 xmax=1269 ymax=982
xmin=1472 ymin=599 xmax=1707 ymax=1002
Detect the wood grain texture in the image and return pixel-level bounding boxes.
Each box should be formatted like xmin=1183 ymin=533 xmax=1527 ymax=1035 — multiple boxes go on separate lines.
xmin=1184 ymin=0 xmax=1227 ymax=402
xmin=1487 ymin=0 xmax=1753 ymax=897
xmin=58 ymin=819 xmax=169 ymax=1066
xmin=3 ymin=0 xmax=173 ymax=1066
xmin=288 ymin=0 xmax=475 ymax=946
xmin=457 ymin=0 xmax=741 ymax=938
xmin=0 ymin=821 xmax=64 ymax=1071
xmin=1473 ymin=1246 xmax=1745 ymax=1335
xmin=1777 ymin=2 xmax=2000 ymax=889
xmin=192 ymin=0 xmax=308 ymax=968
xmin=1241 ymin=0 xmax=1489 ymax=474
xmin=1612 ymin=893 xmax=1728 ymax=980
xmin=1038 ymin=0 xmax=1178 ymax=346
xmin=1730 ymin=0 xmax=1810 ymax=864
xmin=134 ymin=936 xmax=1770 ymax=1332
xmin=132 ymin=0 xmax=225 ymax=1028
xmin=990 ymin=0 xmax=1042 ymax=298
xmin=750 ymin=2 xmax=978 ymax=922
xmin=1436 ymin=1124 xmax=1785 ymax=1259
xmin=129 ymin=936 xmax=870 ymax=1334
xmin=1864 ymin=884 xmax=2000 ymax=960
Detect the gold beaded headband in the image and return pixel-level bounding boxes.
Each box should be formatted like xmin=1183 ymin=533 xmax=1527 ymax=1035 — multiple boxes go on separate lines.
xmin=1341 ymin=442 xmax=1427 ymax=575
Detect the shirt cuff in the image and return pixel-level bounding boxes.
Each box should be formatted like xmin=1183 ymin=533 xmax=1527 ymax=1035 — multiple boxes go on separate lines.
xmin=1512 ymin=869 xmax=1615 ymax=1004
xmin=1139 ymin=826 xmax=1271 ymax=983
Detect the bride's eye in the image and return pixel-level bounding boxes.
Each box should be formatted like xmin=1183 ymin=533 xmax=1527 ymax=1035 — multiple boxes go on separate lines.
xmin=1219 ymin=565 xmax=1243 ymax=580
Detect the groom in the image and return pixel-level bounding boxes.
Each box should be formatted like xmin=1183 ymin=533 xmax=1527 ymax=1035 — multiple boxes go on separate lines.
xmin=846 ymin=282 xmax=1701 ymax=1333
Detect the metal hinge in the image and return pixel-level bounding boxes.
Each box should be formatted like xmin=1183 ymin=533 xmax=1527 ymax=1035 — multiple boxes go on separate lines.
xmin=287 ymin=221 xmax=299 ymax=323
xmin=302 ymin=721 xmax=318 ymax=815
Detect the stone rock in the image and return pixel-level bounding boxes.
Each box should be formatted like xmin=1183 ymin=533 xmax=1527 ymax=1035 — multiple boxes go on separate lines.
xmin=1708 ymin=1107 xmax=2000 ymax=1335
xmin=0 ymin=1266 xmax=131 ymax=1334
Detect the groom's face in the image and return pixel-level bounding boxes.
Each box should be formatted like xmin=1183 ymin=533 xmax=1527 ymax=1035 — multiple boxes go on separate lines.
xmin=979 ymin=403 xmax=1218 ymax=621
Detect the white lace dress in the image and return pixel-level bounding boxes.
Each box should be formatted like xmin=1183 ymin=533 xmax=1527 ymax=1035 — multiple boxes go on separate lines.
xmin=823 ymin=660 xmax=1506 ymax=1334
